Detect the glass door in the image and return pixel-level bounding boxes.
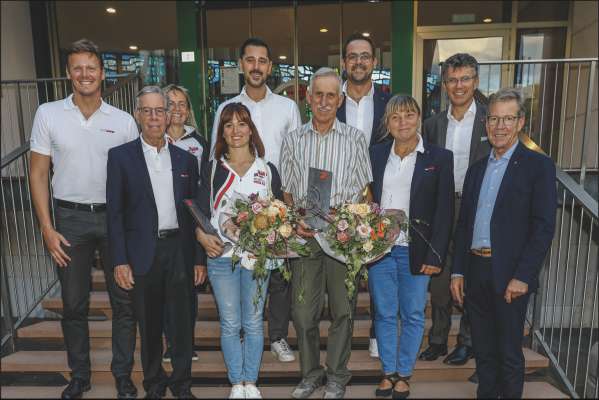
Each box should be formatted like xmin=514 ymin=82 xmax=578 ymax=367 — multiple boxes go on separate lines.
xmin=414 ymin=28 xmax=511 ymax=119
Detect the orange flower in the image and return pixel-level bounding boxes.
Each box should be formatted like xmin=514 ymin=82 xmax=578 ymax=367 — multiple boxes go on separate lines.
xmin=253 ymin=214 xmax=270 ymax=230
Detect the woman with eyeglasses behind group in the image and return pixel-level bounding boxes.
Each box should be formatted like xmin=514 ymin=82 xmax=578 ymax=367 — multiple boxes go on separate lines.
xmin=161 ymin=84 xmax=210 ymax=364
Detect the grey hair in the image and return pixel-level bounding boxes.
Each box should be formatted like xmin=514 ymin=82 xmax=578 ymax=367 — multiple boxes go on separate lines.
xmin=162 ymin=84 xmax=198 ymax=130
xmin=308 ymin=67 xmax=343 ymax=95
xmin=488 ymin=87 xmax=526 ymax=116
xmin=135 ymin=85 xmax=168 ymax=110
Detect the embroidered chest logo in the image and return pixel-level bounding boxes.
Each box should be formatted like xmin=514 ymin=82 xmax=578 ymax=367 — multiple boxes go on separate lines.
xmin=100 ymin=128 xmax=115 ymax=134
xmin=253 ymin=169 xmax=266 ymax=186
xmin=188 ymin=146 xmax=199 ymax=154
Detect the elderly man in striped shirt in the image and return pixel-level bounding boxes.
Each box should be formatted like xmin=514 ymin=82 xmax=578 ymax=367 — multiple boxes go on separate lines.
xmin=280 ymin=67 xmax=373 ymax=399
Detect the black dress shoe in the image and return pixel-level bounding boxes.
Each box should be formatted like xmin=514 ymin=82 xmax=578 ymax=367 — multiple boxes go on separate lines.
xmin=61 ymin=378 xmax=91 ymax=399
xmin=418 ymin=343 xmax=448 ymax=361
xmin=443 ymin=344 xmax=474 ymax=365
xmin=144 ymin=385 xmax=166 ymax=399
xmin=116 ymin=376 xmax=138 ymax=399
xmin=171 ymin=387 xmax=196 ymax=399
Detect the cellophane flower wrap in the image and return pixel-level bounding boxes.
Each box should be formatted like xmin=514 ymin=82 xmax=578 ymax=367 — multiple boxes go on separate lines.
xmin=315 ymin=203 xmax=408 ymax=300
xmin=219 ymin=192 xmax=310 ymax=303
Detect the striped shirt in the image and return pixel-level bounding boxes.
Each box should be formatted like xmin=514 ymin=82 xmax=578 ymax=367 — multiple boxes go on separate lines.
xmin=280 ymin=118 xmax=373 ymax=207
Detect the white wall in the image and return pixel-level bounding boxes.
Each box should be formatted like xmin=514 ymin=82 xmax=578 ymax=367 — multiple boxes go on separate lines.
xmin=1 ymin=1 xmax=39 ymax=158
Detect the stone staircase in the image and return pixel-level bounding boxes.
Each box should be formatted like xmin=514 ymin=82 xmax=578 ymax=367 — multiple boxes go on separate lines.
xmin=1 ymin=269 xmax=567 ymax=398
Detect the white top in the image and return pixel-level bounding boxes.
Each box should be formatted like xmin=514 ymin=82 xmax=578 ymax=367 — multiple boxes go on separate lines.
xmin=343 ymin=81 xmax=374 ymax=145
xmin=211 ymin=157 xmax=280 ymax=270
xmin=445 ymin=100 xmax=476 ymax=192
xmin=141 ymin=136 xmax=179 ymax=230
xmin=209 ymin=86 xmax=302 ymax=168
xmin=30 ymin=94 xmax=139 ymax=203
xmin=380 ymin=135 xmax=425 ymax=246
xmin=167 ymin=125 xmax=206 ymax=174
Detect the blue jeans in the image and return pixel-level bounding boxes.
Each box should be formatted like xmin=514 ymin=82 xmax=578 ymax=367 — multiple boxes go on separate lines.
xmin=368 ymin=246 xmax=430 ymax=376
xmin=207 ymin=257 xmax=270 ymax=384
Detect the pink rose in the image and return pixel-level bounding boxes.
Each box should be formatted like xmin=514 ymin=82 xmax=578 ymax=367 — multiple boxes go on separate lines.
xmin=266 ymin=230 xmax=276 ymax=244
xmin=337 ymin=219 xmax=349 ymax=231
xmin=337 ymin=231 xmax=350 ymax=243
xmin=251 ymin=202 xmax=263 ymax=214
xmin=236 ymin=211 xmax=249 ymax=223
xmin=356 ymin=224 xmax=371 ymax=239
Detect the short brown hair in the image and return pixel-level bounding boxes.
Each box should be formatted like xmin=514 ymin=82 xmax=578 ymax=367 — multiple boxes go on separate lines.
xmin=214 ymin=103 xmax=265 ymax=160
xmin=66 ymin=38 xmax=103 ymax=69
xmin=343 ymin=33 xmax=375 ymax=59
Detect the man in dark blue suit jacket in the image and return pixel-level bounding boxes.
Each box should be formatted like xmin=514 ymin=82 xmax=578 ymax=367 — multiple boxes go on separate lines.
xmin=337 ymin=33 xmax=392 ymax=149
xmin=338 ymin=33 xmax=392 ymax=357
xmin=107 ymin=86 xmax=201 ymax=399
xmin=451 ymin=88 xmax=557 ymax=398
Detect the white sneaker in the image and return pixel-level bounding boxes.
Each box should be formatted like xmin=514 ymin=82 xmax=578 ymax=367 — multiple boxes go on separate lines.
xmin=369 ymin=338 xmax=379 ymax=358
xmin=229 ymin=384 xmax=246 ymax=399
xmin=271 ymin=338 xmax=296 ymax=362
xmin=244 ymin=383 xmax=262 ymax=399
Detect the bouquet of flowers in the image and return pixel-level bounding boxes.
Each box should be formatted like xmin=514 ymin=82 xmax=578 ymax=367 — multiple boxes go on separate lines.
xmin=315 ymin=202 xmax=408 ymax=300
xmin=219 ymin=193 xmax=310 ymax=303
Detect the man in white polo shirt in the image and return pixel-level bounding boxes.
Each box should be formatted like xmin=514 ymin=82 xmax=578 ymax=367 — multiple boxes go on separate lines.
xmin=29 ymin=39 xmax=139 ymax=399
xmin=210 ymin=37 xmax=302 ymax=363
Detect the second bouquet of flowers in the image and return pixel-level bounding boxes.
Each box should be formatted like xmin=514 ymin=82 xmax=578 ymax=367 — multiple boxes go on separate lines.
xmin=219 ymin=192 xmax=310 ymax=302
xmin=315 ymin=203 xmax=408 ymax=300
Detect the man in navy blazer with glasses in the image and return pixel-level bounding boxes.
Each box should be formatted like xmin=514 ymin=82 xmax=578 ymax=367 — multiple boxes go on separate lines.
xmin=451 ymin=88 xmax=556 ymax=398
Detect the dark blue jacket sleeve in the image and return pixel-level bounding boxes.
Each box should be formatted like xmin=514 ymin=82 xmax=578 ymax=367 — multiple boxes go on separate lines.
xmin=513 ymin=156 xmax=557 ymax=285
xmin=106 ymin=149 xmax=128 ymax=268
xmin=452 ymin=165 xmax=475 ymax=276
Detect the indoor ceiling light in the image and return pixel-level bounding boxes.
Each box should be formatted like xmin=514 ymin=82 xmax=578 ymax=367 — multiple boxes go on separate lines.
xmin=362 ymin=32 xmax=371 ymax=37
xmin=483 ymin=17 xmax=493 ymax=23
xmin=106 ymin=7 xmax=116 ymax=14
xmin=129 ymin=45 xmax=138 ymax=51
xmin=279 ymin=55 xmax=287 ymax=60
xmin=319 ymin=28 xmax=328 ymax=33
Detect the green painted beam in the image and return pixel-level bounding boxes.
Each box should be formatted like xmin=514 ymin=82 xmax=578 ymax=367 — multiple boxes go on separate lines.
xmin=391 ymin=1 xmax=413 ymax=95
xmin=176 ymin=1 xmax=205 ymax=135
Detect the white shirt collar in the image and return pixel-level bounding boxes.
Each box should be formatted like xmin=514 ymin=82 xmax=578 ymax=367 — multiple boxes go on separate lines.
xmin=390 ymin=134 xmax=425 ymax=159
xmin=64 ymin=94 xmax=111 ymax=115
xmin=342 ymin=81 xmax=375 ymax=100
xmin=447 ymin=99 xmax=476 ymax=123
xmin=240 ymin=85 xmax=273 ymax=103
xmin=141 ymin=134 xmax=169 ymax=154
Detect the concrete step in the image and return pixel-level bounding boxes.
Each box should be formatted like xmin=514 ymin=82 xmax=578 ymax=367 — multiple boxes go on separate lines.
xmin=0 ymin=381 xmax=568 ymax=399
xmin=18 ymin=317 xmax=528 ymax=350
xmin=41 ymin=291 xmax=459 ymax=320
xmin=0 ymin=347 xmax=548 ymax=381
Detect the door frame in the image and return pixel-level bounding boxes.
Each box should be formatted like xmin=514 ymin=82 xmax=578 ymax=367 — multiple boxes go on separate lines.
xmin=413 ymin=25 xmax=513 ymax=105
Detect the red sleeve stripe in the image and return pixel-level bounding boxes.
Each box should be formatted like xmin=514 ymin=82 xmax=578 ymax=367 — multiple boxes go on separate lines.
xmin=214 ymin=172 xmax=235 ymax=210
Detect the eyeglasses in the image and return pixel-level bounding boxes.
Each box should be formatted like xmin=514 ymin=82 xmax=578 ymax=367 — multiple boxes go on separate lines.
xmin=137 ymin=107 xmax=168 ymax=117
xmin=444 ymin=75 xmax=477 ymax=86
xmin=167 ymin=101 xmax=188 ymax=110
xmin=486 ymin=115 xmax=522 ymax=127
xmin=346 ymin=52 xmax=373 ymax=63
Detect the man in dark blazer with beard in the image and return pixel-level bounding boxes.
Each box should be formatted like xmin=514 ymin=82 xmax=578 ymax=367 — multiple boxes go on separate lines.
xmin=420 ymin=53 xmax=492 ymax=367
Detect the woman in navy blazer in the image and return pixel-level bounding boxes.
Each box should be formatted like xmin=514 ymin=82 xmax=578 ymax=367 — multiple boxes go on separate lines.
xmin=368 ymin=95 xmax=454 ymax=398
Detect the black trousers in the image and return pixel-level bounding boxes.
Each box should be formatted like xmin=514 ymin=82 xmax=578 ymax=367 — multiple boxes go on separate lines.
xmin=55 ymin=206 xmax=136 ymax=381
xmin=132 ymin=235 xmax=193 ymax=393
xmin=164 ymin=286 xmax=198 ymax=349
xmin=428 ymin=195 xmax=471 ymax=347
xmin=267 ymin=268 xmax=291 ymax=342
xmin=466 ymin=254 xmax=530 ymax=399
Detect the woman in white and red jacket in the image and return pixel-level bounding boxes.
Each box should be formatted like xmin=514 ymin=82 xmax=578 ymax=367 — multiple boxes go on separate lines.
xmin=195 ymin=102 xmax=283 ymax=399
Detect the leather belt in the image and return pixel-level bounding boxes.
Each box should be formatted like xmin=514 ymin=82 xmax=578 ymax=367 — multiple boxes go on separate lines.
xmin=55 ymin=199 xmax=106 ymax=213
xmin=471 ymin=247 xmax=492 ymax=258
xmin=158 ymin=228 xmax=179 ymax=239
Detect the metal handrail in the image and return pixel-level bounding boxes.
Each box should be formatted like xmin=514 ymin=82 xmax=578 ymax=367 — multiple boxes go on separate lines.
xmin=478 ymin=57 xmax=598 ymax=64
xmin=0 ymin=73 xmax=140 ymax=352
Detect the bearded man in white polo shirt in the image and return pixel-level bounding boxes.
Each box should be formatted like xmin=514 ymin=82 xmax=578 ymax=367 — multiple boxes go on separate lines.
xmin=29 ymin=39 xmax=139 ymax=399
xmin=210 ymin=37 xmax=302 ymax=363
